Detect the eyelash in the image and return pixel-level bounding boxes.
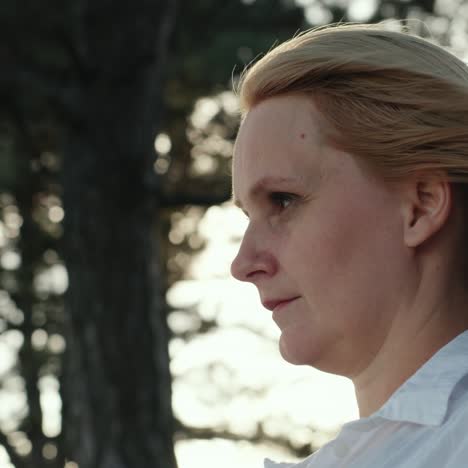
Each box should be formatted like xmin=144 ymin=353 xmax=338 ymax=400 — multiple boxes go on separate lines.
xmin=239 ymin=192 xmax=298 ymax=219
xmin=268 ymin=192 xmax=297 ymax=210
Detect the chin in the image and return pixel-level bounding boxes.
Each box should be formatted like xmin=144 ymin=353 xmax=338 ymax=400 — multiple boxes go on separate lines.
xmin=279 ymin=335 xmax=313 ymax=366
xmin=279 ymin=332 xmax=339 ymax=372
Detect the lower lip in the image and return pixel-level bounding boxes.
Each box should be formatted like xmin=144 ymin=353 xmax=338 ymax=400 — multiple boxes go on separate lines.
xmin=273 ymin=297 xmax=299 ymax=314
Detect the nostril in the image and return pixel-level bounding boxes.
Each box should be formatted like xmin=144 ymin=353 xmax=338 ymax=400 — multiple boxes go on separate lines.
xmin=246 ymin=269 xmax=265 ymax=280
xmin=230 ymin=254 xmax=254 ymax=282
xmin=230 ymin=226 xmax=277 ymax=281
xmin=231 ymin=253 xmax=277 ymax=283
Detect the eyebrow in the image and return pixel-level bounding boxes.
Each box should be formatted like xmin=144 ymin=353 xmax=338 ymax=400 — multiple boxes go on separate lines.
xmin=232 ymin=176 xmax=303 ymax=209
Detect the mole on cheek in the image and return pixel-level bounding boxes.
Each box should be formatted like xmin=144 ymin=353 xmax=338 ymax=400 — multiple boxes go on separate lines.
xmin=300 ymin=133 xmax=306 ymax=139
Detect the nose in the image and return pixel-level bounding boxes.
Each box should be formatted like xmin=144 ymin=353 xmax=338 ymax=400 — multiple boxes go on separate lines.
xmin=230 ymin=223 xmax=277 ymax=283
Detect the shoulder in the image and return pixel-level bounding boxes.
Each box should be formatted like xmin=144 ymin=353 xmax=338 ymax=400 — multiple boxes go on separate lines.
xmin=436 ymin=374 xmax=468 ymax=465
xmin=446 ymin=372 xmax=468 ymax=427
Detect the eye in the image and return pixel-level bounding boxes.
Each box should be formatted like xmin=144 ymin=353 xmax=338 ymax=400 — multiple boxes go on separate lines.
xmin=269 ymin=192 xmax=297 ymax=210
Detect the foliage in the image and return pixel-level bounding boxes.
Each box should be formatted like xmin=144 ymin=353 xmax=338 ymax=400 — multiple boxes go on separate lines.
xmin=0 ymin=0 xmax=466 ymax=466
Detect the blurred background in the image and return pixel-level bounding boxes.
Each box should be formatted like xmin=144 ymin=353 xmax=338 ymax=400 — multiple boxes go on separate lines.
xmin=0 ymin=0 xmax=467 ymax=467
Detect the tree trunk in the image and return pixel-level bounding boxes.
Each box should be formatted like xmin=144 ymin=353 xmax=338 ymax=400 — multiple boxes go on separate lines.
xmin=60 ymin=1 xmax=177 ymax=467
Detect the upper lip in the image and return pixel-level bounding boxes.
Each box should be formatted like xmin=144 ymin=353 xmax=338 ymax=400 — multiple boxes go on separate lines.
xmin=262 ymin=297 xmax=300 ymax=311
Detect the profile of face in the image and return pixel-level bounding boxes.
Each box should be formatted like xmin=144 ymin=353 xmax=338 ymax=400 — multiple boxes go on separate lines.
xmin=231 ymin=95 xmax=415 ymax=377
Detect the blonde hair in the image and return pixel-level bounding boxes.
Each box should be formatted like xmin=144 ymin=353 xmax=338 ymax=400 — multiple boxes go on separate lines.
xmin=237 ymin=21 xmax=468 ymax=183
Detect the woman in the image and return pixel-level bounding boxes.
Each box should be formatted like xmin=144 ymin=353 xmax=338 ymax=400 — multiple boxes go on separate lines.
xmin=230 ymin=22 xmax=468 ymax=467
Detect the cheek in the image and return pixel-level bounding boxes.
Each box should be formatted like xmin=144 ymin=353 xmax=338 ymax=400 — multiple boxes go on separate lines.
xmin=285 ymin=208 xmax=363 ymax=277
xmin=283 ymin=197 xmax=404 ymax=312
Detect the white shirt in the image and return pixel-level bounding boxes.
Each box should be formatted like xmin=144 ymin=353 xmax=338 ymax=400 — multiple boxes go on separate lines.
xmin=265 ymin=330 xmax=468 ymax=468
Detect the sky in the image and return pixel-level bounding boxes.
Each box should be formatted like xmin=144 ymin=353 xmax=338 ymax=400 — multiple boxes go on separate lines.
xmin=169 ymin=202 xmax=359 ymax=468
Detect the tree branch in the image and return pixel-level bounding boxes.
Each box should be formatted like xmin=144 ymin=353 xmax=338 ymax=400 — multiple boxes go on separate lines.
xmin=174 ymin=419 xmax=317 ymax=459
xmin=160 ymin=188 xmax=231 ymax=207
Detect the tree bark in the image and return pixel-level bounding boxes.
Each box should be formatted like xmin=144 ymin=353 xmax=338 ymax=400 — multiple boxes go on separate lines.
xmin=60 ymin=1 xmax=178 ymax=467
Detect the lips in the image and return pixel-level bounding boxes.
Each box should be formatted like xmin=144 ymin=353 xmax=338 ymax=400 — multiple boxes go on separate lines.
xmin=262 ymin=297 xmax=300 ymax=312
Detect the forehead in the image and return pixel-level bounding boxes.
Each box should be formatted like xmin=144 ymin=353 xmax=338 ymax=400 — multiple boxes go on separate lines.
xmin=232 ymin=95 xmax=327 ymax=201
xmin=234 ymin=94 xmax=326 ymax=158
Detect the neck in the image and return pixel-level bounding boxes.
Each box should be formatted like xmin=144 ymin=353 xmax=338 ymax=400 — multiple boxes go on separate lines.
xmin=352 ymin=270 xmax=468 ymax=418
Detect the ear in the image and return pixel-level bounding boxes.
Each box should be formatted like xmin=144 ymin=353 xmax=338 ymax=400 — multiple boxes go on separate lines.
xmin=401 ymin=173 xmax=452 ymax=248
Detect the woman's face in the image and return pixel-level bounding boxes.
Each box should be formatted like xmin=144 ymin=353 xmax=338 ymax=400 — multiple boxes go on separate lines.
xmin=231 ymin=94 xmax=412 ymax=377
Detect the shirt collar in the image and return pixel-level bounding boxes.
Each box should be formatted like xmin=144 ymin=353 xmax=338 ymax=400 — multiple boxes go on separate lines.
xmin=373 ymin=330 xmax=468 ymax=426
xmin=264 ymin=330 xmax=468 ymax=468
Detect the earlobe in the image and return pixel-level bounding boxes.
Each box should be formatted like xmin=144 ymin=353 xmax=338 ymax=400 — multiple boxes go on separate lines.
xmin=403 ymin=176 xmax=452 ymax=248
